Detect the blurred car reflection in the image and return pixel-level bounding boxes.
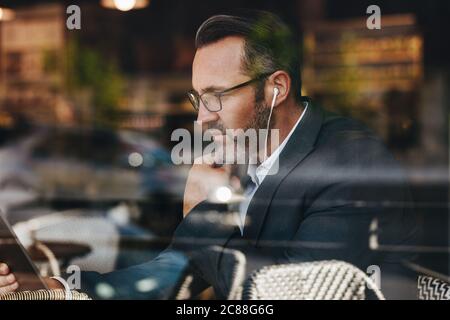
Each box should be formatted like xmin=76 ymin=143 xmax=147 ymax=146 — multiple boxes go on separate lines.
xmin=0 ymin=125 xmax=188 ymax=273
xmin=23 ymin=127 xmax=187 ymax=203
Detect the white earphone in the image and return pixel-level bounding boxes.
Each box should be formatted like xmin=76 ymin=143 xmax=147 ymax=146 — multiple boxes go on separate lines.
xmin=264 ymin=87 xmax=279 ymax=160
xmin=268 ymin=87 xmax=279 ymax=124
xmin=272 ymin=87 xmax=279 ymax=106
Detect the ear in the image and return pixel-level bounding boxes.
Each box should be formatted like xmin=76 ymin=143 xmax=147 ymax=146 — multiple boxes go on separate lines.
xmin=264 ymin=70 xmax=291 ymax=108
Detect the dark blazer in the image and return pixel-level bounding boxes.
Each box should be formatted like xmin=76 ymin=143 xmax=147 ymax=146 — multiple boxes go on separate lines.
xmin=79 ymin=101 xmax=420 ymax=299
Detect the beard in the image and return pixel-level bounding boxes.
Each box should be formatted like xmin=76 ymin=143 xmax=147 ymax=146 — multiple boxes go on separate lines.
xmin=207 ymin=98 xmax=270 ymax=133
xmin=245 ymin=99 xmax=271 ymax=132
xmin=207 ymin=99 xmax=271 ymax=165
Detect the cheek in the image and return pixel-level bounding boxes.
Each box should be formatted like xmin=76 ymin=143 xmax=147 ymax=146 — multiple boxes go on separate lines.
xmin=219 ymin=96 xmax=255 ymax=129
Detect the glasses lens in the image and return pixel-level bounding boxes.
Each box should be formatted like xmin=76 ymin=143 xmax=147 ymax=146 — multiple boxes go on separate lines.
xmin=202 ymin=93 xmax=221 ymax=112
xmin=187 ymin=92 xmax=199 ymax=110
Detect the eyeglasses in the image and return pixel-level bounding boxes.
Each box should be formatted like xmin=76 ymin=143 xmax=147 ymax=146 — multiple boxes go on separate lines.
xmin=187 ymin=72 xmax=273 ymax=112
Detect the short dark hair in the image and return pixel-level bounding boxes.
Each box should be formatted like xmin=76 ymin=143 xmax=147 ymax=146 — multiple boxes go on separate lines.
xmin=195 ymin=10 xmax=302 ymax=103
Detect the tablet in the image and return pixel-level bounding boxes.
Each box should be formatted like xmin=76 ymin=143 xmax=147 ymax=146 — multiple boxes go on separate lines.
xmin=0 ymin=212 xmax=48 ymax=291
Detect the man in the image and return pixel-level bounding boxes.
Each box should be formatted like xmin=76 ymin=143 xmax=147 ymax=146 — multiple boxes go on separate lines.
xmin=0 ymin=11 xmax=420 ymax=299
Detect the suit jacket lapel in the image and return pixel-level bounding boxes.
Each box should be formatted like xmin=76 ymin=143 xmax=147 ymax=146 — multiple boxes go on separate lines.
xmin=243 ymin=101 xmax=324 ymax=245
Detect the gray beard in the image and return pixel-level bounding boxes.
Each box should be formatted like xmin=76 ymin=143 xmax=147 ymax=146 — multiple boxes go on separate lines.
xmin=206 ymin=100 xmax=271 ymax=165
xmin=245 ymin=100 xmax=271 ymax=132
xmin=207 ymin=100 xmax=270 ymax=133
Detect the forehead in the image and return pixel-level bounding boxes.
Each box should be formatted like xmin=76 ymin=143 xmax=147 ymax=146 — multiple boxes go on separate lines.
xmin=192 ymin=36 xmax=246 ymax=91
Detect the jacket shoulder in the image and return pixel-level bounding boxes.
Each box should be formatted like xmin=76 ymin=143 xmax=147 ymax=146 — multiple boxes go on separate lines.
xmin=313 ymin=109 xmax=396 ymax=167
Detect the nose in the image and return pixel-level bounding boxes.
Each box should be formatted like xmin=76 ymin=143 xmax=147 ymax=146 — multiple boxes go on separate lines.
xmin=197 ymin=104 xmax=219 ymax=123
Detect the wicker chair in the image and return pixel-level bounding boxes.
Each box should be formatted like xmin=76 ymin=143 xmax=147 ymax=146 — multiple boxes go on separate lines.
xmin=417 ymin=275 xmax=450 ymax=300
xmin=241 ymin=260 xmax=385 ymax=300
xmin=171 ymin=246 xmax=246 ymax=300
xmin=0 ymin=289 xmax=90 ymax=300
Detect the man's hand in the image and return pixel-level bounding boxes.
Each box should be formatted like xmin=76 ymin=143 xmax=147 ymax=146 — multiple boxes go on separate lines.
xmin=183 ymin=158 xmax=230 ymax=217
xmin=0 ymin=263 xmax=19 ymax=295
xmin=0 ymin=262 xmax=63 ymax=296
xmin=183 ymin=135 xmax=232 ymax=216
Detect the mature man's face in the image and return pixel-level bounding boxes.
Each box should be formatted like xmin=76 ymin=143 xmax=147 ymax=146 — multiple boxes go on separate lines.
xmin=192 ymin=36 xmax=268 ymax=133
